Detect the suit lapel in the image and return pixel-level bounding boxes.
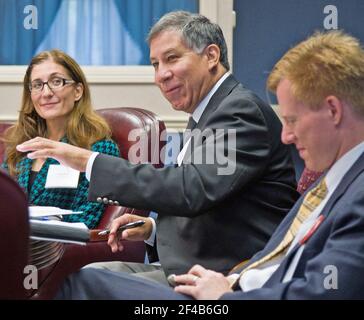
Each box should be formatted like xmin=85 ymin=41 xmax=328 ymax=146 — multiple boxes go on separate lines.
xmin=269 ymin=151 xmax=364 ymax=283
xmin=318 ymin=151 xmax=364 ymax=219
xmin=241 ymin=196 xmax=306 ymax=270
xmin=180 ymin=75 xmax=240 ymax=164
xmin=288 ymin=152 xmax=364 ymax=252
xmin=195 ymin=75 xmax=239 ymax=130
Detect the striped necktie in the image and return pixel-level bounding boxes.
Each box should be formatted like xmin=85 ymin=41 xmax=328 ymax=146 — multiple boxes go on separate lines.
xmin=230 ymin=178 xmax=328 ymax=287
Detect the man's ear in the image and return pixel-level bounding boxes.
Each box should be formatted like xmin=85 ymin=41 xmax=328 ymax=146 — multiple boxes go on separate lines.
xmin=204 ymin=44 xmax=220 ymax=71
xmin=74 ymin=83 xmax=84 ymax=102
xmin=324 ymin=95 xmax=343 ymax=125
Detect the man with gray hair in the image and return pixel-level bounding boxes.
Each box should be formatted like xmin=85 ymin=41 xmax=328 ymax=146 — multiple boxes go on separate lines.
xmin=18 ymin=11 xmax=298 ymax=291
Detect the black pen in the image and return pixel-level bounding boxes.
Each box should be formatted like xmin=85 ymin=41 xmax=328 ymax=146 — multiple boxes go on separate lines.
xmin=98 ymin=220 xmax=145 ymax=236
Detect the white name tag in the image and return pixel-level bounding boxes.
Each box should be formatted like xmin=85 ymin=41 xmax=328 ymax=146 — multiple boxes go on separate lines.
xmin=45 ymin=165 xmax=80 ymax=189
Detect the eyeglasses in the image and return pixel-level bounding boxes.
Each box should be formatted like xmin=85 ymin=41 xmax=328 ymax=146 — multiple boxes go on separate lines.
xmin=29 ymin=76 xmax=75 ymax=93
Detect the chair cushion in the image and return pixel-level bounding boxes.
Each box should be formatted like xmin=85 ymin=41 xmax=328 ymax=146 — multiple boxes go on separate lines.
xmin=0 ymin=170 xmax=29 ymax=299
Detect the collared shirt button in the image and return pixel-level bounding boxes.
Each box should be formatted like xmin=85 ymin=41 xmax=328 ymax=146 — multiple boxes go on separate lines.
xmin=96 ymin=197 xmax=103 ymax=203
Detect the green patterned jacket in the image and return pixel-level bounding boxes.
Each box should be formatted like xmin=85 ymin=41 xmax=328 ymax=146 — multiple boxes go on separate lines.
xmin=1 ymin=137 xmax=120 ymax=228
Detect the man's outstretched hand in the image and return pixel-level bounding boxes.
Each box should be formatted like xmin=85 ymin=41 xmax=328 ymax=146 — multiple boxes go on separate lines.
xmin=17 ymin=137 xmax=92 ymax=172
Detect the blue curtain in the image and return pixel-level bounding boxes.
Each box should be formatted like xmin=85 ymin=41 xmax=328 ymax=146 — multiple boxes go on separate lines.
xmin=114 ymin=0 xmax=199 ymax=65
xmin=0 ymin=0 xmax=198 ymax=65
xmin=36 ymin=0 xmax=144 ymax=65
xmin=0 ymin=0 xmax=61 ymax=65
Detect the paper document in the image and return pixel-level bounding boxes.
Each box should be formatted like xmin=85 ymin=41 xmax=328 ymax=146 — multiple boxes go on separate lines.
xmin=29 ymin=206 xmax=82 ymax=218
xmin=30 ymin=219 xmax=90 ymax=244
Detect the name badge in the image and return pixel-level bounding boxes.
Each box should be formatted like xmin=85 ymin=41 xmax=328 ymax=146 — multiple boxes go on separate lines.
xmin=45 ymin=164 xmax=80 ymax=189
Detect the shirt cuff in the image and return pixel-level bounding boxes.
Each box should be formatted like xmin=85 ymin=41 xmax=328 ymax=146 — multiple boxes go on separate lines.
xmin=144 ymin=217 xmax=157 ymax=246
xmin=226 ymin=273 xmax=240 ymax=289
xmin=85 ymin=152 xmax=99 ymax=181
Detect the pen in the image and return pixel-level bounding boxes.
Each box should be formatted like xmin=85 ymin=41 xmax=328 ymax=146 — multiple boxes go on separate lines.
xmin=98 ymin=220 xmax=145 ymax=236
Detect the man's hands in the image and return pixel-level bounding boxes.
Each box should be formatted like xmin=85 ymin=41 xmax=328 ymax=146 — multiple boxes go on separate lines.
xmin=173 ymin=265 xmax=233 ymax=300
xmin=107 ymin=214 xmax=153 ymax=252
xmin=16 ymin=137 xmax=92 ymax=172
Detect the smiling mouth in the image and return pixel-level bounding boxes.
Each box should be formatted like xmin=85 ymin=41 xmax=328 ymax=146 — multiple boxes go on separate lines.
xmin=40 ymin=102 xmax=57 ymax=107
xmin=164 ymin=86 xmax=180 ymax=94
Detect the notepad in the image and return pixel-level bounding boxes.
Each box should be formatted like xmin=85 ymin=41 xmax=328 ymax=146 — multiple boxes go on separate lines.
xmin=29 ymin=206 xmax=82 ymax=218
xmin=29 ymin=219 xmax=90 ymax=245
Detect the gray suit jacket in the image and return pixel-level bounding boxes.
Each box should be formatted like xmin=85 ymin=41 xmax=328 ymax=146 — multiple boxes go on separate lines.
xmin=89 ymin=75 xmax=299 ymax=276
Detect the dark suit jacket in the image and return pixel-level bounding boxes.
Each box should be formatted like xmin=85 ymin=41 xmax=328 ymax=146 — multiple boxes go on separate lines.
xmin=222 ymin=152 xmax=364 ymax=299
xmin=89 ymin=75 xmax=299 ymax=276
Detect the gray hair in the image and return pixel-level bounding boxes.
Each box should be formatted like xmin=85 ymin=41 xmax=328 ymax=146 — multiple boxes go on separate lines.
xmin=148 ymin=11 xmax=230 ymax=71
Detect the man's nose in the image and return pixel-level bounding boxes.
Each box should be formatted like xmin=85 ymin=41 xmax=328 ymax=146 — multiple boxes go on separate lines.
xmin=155 ymin=65 xmax=172 ymax=84
xmin=281 ymin=126 xmax=295 ymax=145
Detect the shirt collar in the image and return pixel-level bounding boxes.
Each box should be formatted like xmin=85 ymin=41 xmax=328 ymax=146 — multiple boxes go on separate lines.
xmin=325 ymin=140 xmax=364 ymax=193
xmin=191 ymin=72 xmax=230 ymax=123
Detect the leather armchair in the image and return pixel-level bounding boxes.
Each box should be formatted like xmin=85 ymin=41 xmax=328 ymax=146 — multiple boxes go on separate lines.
xmin=0 ymin=169 xmax=29 ymax=299
xmin=94 ymin=108 xmax=166 ymax=228
xmin=29 ymin=107 xmax=166 ymax=299
xmin=0 ymin=123 xmax=11 ymax=164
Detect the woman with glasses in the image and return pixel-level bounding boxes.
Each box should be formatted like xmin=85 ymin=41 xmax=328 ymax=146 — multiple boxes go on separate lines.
xmin=1 ymin=49 xmax=120 ymax=229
